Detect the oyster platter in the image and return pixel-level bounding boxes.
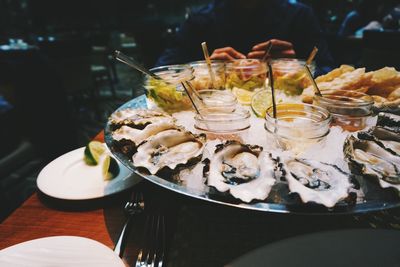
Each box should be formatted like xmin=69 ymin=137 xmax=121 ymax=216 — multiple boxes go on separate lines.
xmin=105 ymin=61 xmax=400 ymax=214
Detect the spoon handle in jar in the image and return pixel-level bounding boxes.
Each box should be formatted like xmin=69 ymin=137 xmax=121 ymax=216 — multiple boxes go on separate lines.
xmin=114 ymin=50 xmax=161 ymax=80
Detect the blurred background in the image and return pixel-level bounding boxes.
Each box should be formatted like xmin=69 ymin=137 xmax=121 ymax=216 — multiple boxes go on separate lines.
xmin=0 ymin=0 xmax=399 ymax=220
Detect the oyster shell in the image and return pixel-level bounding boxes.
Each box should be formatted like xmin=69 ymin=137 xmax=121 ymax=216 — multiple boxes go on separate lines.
xmin=111 ymin=121 xmax=177 ymax=157
xmin=206 ymin=141 xmax=276 ymax=203
xmin=344 ymin=135 xmax=400 ymax=190
xmin=376 ymin=112 xmax=400 ymax=133
xmin=358 ymin=126 xmax=400 ymax=156
xmin=280 ymin=158 xmax=353 ymax=208
xmin=132 ymin=129 xmax=206 ymax=174
xmin=109 ymin=108 xmax=173 ymax=130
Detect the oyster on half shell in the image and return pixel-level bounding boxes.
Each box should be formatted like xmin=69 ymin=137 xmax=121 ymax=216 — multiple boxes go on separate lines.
xmin=132 ymin=129 xmax=206 ymax=175
xmin=109 ymin=108 xmax=174 ymax=130
xmin=280 ymin=158 xmax=353 ymax=208
xmin=111 ymin=121 xmax=177 ymax=157
xmin=344 ymin=135 xmax=400 ymax=191
xmin=358 ymin=126 xmax=400 ymax=156
xmin=205 ymin=141 xmax=276 ymax=203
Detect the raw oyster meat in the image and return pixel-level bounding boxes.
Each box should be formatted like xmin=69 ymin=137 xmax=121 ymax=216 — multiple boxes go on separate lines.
xmin=376 ymin=112 xmax=400 ymax=133
xmin=344 ymin=135 xmax=400 ymax=191
xmin=280 ymin=158 xmax=353 ymax=208
xmin=112 ymin=121 xmax=177 ymax=157
xmin=109 ymin=108 xmax=173 ymax=130
xmin=132 ymin=129 xmax=206 ymax=175
xmin=358 ymin=126 xmax=400 ymax=156
xmin=205 ymin=141 xmax=276 ymax=203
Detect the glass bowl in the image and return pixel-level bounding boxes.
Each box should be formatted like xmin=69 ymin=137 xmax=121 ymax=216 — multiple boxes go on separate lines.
xmin=271 ymin=58 xmax=316 ymax=96
xmin=225 ymin=59 xmax=267 ymax=104
xmin=195 ymin=89 xmax=237 ymax=112
xmin=144 ymin=64 xmax=194 ymax=113
xmin=194 ymin=108 xmax=250 ymax=140
xmin=264 ymin=103 xmax=331 ymax=153
xmin=189 ymin=60 xmax=225 ymax=90
xmin=313 ymin=89 xmax=374 ymax=132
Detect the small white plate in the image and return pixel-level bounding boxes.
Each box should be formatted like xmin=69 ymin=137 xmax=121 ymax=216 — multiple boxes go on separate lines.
xmin=37 ymin=146 xmax=141 ymax=200
xmin=0 ymin=236 xmax=125 ymax=267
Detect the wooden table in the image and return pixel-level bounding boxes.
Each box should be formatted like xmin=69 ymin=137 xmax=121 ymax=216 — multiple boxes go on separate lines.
xmin=1 ymin=133 xmax=400 ymax=266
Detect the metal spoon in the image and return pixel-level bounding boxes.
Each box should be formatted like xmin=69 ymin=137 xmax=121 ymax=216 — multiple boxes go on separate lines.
xmin=114 ymin=50 xmax=163 ymax=81
xmin=267 ymin=61 xmax=277 ymax=118
xmin=304 ymin=64 xmax=322 ymax=97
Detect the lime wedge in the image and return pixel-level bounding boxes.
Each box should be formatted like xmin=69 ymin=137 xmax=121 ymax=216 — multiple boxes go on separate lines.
xmin=251 ymin=89 xmax=272 ymax=118
xmin=232 ymin=87 xmax=254 ymax=105
xmin=84 ymin=141 xmax=106 ymax=165
xmin=102 ymin=154 xmax=120 ymax=180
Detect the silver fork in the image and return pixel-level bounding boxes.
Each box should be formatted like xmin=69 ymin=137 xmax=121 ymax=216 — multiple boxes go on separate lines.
xmin=135 ymin=214 xmax=166 ymax=267
xmin=114 ymin=190 xmax=145 ymax=257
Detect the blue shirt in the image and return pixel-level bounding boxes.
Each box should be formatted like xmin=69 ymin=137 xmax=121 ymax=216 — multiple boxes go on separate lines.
xmin=156 ymin=0 xmax=335 ymax=75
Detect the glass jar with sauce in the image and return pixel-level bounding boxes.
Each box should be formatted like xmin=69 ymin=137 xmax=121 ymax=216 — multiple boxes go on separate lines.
xmin=264 ymin=103 xmax=331 ymax=154
xmin=194 ymin=108 xmax=250 ymax=141
xmin=189 ymin=60 xmax=225 ymax=90
xmin=271 ymin=58 xmax=316 ymax=96
xmin=144 ymin=64 xmax=194 ymax=113
xmin=313 ymin=90 xmax=374 ymax=132
xmin=225 ymin=59 xmax=267 ymax=105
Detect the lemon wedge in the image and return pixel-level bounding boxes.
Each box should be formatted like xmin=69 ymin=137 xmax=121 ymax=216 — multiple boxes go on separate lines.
xmin=251 ymin=89 xmax=272 ymax=118
xmin=232 ymin=87 xmax=255 ymax=105
xmin=84 ymin=141 xmax=106 ymax=165
xmin=101 ymin=154 xmax=120 ymax=180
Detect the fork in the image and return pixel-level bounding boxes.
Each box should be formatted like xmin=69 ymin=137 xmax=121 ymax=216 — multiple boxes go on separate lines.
xmin=135 ymin=214 xmax=166 ymax=267
xmin=114 ymin=190 xmax=145 ymax=257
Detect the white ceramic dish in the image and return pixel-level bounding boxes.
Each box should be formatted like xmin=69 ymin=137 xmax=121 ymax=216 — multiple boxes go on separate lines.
xmin=0 ymin=236 xmax=125 ymax=267
xmin=37 ymin=145 xmax=141 ymax=200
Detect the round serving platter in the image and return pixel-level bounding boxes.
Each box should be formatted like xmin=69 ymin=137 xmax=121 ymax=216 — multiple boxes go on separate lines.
xmin=105 ymin=95 xmax=400 ymax=214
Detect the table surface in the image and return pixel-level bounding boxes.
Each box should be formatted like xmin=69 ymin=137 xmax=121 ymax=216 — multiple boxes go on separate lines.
xmin=2 ymin=132 xmax=400 ymax=267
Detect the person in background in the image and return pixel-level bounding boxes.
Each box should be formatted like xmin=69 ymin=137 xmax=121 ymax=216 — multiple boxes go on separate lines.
xmin=338 ymin=0 xmax=400 ymax=37
xmin=382 ymin=2 xmax=400 ymax=30
xmin=156 ymin=0 xmax=335 ymax=75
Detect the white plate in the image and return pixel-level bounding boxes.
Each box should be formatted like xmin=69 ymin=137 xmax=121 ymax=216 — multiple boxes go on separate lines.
xmin=0 ymin=236 xmax=125 ymax=267
xmin=37 ymin=146 xmax=141 ymax=200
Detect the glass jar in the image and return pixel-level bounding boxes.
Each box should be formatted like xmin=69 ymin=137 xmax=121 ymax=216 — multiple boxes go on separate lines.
xmin=194 ymin=108 xmax=250 ymax=141
xmin=189 ymin=60 xmax=225 ymax=90
xmin=265 ymin=103 xmax=331 ymax=154
xmin=271 ymin=58 xmax=316 ymax=96
xmin=145 ymin=64 xmax=194 ymax=113
xmin=225 ymin=59 xmax=267 ymax=105
xmin=313 ymin=89 xmax=374 ymax=132
xmin=194 ymin=89 xmax=237 ymax=112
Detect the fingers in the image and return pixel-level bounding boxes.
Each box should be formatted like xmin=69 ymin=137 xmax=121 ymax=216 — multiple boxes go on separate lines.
xmin=210 ymin=47 xmax=246 ymax=60
xmin=252 ymin=39 xmax=294 ymax=51
xmin=247 ymin=49 xmax=296 ymax=59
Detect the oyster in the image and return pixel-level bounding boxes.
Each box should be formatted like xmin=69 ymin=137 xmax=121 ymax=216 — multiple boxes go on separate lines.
xmin=111 ymin=121 xmax=177 ymax=157
xmin=358 ymin=126 xmax=400 ymax=156
xmin=206 ymin=141 xmax=276 ymax=203
xmin=376 ymin=112 xmax=400 ymax=133
xmin=280 ymin=158 xmax=353 ymax=208
xmin=109 ymin=108 xmax=173 ymax=130
xmin=132 ymin=129 xmax=206 ymax=175
xmin=344 ymin=135 xmax=400 ymax=190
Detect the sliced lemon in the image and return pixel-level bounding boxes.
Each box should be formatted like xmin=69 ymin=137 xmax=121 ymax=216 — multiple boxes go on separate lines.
xmin=101 ymin=154 xmax=120 ymax=180
xmin=84 ymin=141 xmax=106 ymax=165
xmin=232 ymin=87 xmax=254 ymax=105
xmin=251 ymin=89 xmax=272 ymax=118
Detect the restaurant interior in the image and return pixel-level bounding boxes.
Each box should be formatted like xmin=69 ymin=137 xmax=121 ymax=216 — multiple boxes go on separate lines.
xmin=1 ymin=0 xmax=400 ymax=266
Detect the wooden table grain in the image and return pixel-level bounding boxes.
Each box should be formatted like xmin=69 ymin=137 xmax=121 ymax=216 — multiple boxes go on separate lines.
xmin=0 ymin=132 xmax=145 ymax=266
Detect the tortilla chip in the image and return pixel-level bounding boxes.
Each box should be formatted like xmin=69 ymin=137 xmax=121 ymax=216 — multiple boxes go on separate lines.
xmin=315 ymin=65 xmax=355 ymax=83
xmin=388 ymin=87 xmax=400 ymax=101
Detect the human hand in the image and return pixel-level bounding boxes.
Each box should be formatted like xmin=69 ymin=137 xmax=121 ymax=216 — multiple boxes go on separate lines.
xmin=247 ymin=39 xmax=296 ymax=59
xmin=210 ymin=47 xmax=246 ymax=60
